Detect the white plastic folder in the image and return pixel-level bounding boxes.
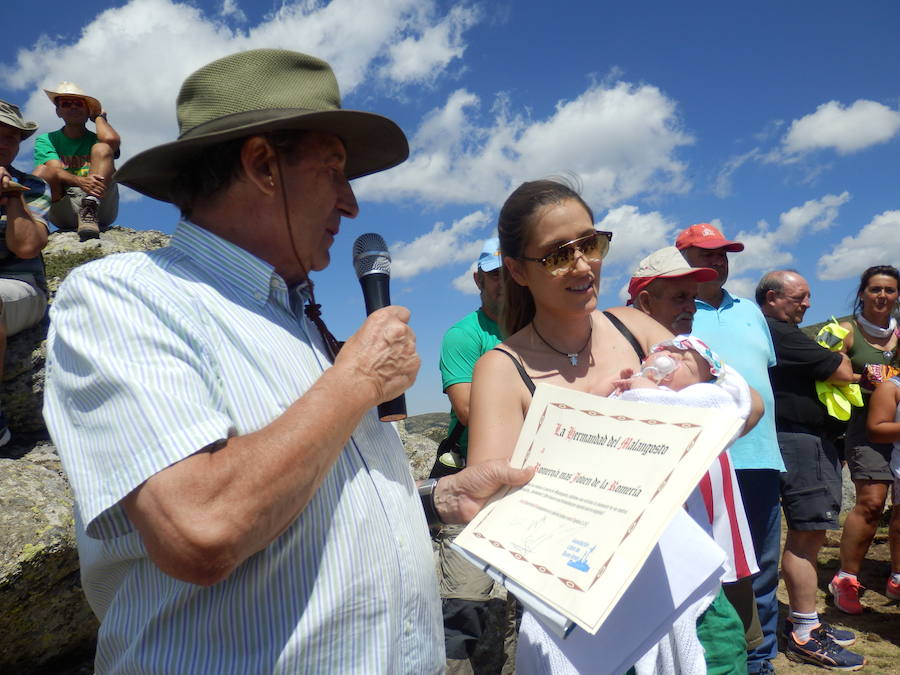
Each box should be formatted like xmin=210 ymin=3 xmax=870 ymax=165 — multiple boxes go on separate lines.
xmin=453 ymin=508 xmax=726 ymax=675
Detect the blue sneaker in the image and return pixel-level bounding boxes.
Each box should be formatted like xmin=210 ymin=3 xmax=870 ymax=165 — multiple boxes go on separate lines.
xmin=783 ymin=617 xmax=856 ymax=647
xmin=784 ymin=624 xmax=865 ymax=670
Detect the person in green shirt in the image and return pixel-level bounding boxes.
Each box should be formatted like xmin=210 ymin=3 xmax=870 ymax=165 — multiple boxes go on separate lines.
xmin=436 ymin=237 xmax=505 ymax=672
xmin=33 ymin=82 xmax=120 ymax=241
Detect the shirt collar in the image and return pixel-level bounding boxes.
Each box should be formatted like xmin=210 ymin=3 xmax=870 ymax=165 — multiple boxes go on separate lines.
xmin=170 ymin=221 xmax=306 ymax=310
xmin=696 ymin=287 xmax=736 ymax=311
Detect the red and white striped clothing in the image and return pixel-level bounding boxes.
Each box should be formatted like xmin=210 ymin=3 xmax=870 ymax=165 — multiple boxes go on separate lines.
xmin=695 ymin=450 xmax=758 ymax=581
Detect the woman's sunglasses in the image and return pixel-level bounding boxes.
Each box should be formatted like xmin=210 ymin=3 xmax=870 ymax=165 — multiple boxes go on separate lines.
xmin=519 ymin=230 xmax=613 ymax=276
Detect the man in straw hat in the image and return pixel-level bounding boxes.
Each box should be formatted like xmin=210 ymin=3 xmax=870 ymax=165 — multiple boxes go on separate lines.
xmin=43 ymin=49 xmax=531 ymax=673
xmin=33 ymin=81 xmax=120 ymax=240
xmin=675 ymin=223 xmax=782 ymax=675
xmin=0 ymin=100 xmax=50 ymax=447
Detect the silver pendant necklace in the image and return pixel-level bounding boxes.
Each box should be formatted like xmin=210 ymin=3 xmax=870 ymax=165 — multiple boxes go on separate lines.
xmin=532 ymin=318 xmax=593 ymax=366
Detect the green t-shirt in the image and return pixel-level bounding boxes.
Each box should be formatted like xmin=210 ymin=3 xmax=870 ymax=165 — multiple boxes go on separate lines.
xmin=439 ymin=308 xmax=503 ymax=456
xmin=33 ymin=129 xmax=98 ymax=176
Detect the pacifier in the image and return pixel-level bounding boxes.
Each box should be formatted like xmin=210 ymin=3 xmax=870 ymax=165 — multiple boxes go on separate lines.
xmin=638 ymin=353 xmax=678 ymax=384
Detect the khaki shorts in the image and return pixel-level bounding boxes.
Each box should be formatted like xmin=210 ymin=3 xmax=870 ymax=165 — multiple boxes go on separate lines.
xmin=49 ymin=185 xmax=119 ymax=230
xmin=0 ymin=278 xmax=46 ymax=336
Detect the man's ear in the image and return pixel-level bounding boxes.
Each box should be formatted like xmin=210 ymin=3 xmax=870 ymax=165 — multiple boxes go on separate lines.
xmin=504 ymin=256 xmax=528 ymax=287
xmin=636 ymin=290 xmax=653 ymax=315
xmin=764 ymin=289 xmax=777 ymax=307
xmin=239 ymin=135 xmax=278 ymax=195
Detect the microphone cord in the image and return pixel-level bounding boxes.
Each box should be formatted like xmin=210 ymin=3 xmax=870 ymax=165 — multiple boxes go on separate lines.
xmin=276 ymin=149 xmax=342 ymax=362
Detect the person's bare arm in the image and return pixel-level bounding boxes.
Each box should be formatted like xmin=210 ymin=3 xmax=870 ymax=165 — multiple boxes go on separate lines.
xmin=838 ymin=321 xmax=854 ymax=353
xmin=91 ymin=112 xmax=121 ymax=153
xmin=825 ymin=353 xmax=858 ymax=384
xmin=123 ymin=305 xmax=419 ymax=586
xmin=866 ymin=381 xmax=900 ymax=444
xmin=741 ymin=387 xmax=764 ymax=436
xmin=446 ymin=382 xmax=471 ymax=426
xmin=466 ymin=350 xmax=530 ymax=465
xmin=33 ymin=159 xmax=86 ymax=191
xmin=0 ymin=169 xmax=48 ymax=258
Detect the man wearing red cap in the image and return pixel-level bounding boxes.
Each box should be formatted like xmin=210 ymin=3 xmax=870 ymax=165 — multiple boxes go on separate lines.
xmin=627 ymin=246 xmax=717 ymax=334
xmin=676 ymin=224 xmax=782 ymax=675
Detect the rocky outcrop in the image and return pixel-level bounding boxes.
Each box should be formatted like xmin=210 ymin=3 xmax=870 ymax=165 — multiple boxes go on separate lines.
xmin=0 ymin=229 xmax=169 ymax=674
xmin=0 ymin=227 xmax=171 ymax=450
xmin=0 ymin=452 xmax=97 ymax=672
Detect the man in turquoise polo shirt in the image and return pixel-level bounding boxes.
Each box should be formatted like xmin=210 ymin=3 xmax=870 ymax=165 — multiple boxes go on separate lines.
xmin=677 ymin=223 xmax=782 ymax=675
xmin=436 ymin=237 xmax=505 ymax=672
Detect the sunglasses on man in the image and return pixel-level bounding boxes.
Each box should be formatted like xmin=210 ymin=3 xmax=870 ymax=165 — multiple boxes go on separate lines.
xmin=520 ymin=230 xmax=613 ymax=276
xmin=57 ymin=98 xmax=86 ymax=109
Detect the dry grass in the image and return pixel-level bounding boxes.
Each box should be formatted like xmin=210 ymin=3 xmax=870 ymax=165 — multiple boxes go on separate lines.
xmin=773 ymin=523 xmax=900 ymax=673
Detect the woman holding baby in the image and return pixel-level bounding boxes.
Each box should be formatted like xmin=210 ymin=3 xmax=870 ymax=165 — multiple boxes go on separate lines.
xmin=466 ymin=178 xmax=753 ymax=674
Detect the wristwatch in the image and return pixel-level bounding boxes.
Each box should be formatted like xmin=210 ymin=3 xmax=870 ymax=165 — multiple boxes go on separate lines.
xmin=418 ymin=478 xmax=443 ymax=528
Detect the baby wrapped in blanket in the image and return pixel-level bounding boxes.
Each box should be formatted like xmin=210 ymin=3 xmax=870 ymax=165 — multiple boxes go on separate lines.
xmin=610 ymin=335 xmax=758 ymax=675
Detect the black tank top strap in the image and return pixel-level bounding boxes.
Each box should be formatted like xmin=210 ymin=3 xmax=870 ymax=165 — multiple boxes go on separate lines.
xmin=602 ymin=310 xmax=646 ymax=361
xmin=492 ymin=347 xmax=536 ymax=395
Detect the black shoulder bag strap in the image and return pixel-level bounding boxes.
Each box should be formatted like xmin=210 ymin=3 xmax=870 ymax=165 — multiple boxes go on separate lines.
xmin=603 ymin=310 xmax=646 ymax=361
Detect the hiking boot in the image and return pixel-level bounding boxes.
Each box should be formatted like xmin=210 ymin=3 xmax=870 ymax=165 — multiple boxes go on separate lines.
xmin=783 ymin=618 xmax=856 ymax=648
xmin=784 ymin=624 xmax=865 ymax=670
xmin=886 ymin=576 xmax=900 ymax=600
xmin=829 ymin=574 xmax=864 ymax=615
xmin=77 ymin=197 xmax=100 ymax=241
xmin=0 ymin=412 xmax=10 ymax=448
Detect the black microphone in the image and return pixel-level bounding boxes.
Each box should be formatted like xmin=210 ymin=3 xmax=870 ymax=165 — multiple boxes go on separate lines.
xmin=352 ymin=233 xmax=407 ymax=422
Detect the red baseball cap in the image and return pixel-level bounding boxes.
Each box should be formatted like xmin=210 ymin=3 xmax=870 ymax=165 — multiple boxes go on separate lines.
xmin=675 ymin=223 xmax=744 ymax=252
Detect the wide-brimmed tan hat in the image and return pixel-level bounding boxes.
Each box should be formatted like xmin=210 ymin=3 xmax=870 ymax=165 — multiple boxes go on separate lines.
xmin=43 ymin=82 xmax=102 ymax=118
xmin=0 ymin=99 xmax=38 ymax=139
xmin=115 ymin=49 xmax=409 ymax=203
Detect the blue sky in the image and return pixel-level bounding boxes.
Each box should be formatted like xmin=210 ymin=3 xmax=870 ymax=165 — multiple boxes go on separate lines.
xmin=3 ymin=0 xmax=899 ymax=415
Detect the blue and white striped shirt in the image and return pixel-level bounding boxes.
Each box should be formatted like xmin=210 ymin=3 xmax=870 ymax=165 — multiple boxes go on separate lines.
xmin=44 ymin=221 xmax=443 ymax=674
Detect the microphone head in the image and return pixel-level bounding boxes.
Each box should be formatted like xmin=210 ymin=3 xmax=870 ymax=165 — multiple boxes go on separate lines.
xmin=353 ymin=233 xmax=391 ymax=279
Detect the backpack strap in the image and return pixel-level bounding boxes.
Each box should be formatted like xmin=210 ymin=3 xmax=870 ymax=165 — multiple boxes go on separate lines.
xmin=492 ymin=347 xmax=536 ymax=396
xmin=603 ymin=310 xmax=646 ymax=361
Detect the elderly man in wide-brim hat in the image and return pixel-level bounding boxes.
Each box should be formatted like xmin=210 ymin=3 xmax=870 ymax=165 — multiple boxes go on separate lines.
xmin=43 ymin=49 xmax=530 ymax=673
xmin=0 ymin=100 xmax=51 ymax=447
xmin=33 ymin=81 xmax=121 ymax=241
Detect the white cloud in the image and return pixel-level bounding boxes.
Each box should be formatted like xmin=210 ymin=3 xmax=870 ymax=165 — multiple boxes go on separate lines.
xmin=381 ymin=5 xmax=479 ymax=84
xmin=220 ymin=0 xmax=246 ymax=22
xmin=817 ymin=210 xmax=900 ymax=281
xmin=783 ymin=100 xmax=900 ymax=156
xmin=713 ymin=149 xmax=760 ymax=198
xmin=390 ymin=210 xmax=491 ymax=279
xmin=363 ymin=80 xmax=694 ymax=209
xmin=778 ymin=191 xmax=850 ymax=240
xmin=730 ymin=192 xmax=851 ymax=277
xmin=451 ymin=262 xmax=479 ymax=295
xmin=1 ymin=0 xmax=473 ymax=170
xmin=596 ymin=205 xmax=678 ymax=273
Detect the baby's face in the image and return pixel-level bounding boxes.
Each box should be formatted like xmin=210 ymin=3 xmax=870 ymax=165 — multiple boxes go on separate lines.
xmin=648 ymin=347 xmax=712 ymax=390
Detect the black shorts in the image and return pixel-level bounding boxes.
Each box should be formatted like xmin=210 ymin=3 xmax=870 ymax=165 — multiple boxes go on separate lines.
xmin=778 ymin=431 xmax=842 ymax=530
xmin=846 ymin=406 xmax=893 ymax=481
